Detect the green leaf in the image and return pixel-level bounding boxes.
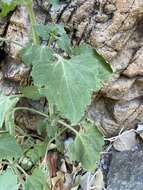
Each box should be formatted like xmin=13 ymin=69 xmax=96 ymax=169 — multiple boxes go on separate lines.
xmin=35 ymin=24 xmax=71 ymax=52
xmin=68 ymin=121 xmax=104 ymax=171
xmin=71 ymin=44 xmax=112 ymax=74
xmin=5 ymin=109 xmax=15 ymax=135
xmin=57 ymin=34 xmax=71 ymax=53
xmin=70 ymin=44 xmax=93 ymax=56
xmin=0 ymin=134 xmax=22 ymax=160
xmin=20 ymin=86 xmax=41 ymax=100
xmin=24 ymin=168 xmax=48 ymax=190
xmin=46 ymin=122 xmax=57 ymax=139
xmin=32 ymin=46 xmax=112 ymax=124
xmin=26 ymin=142 xmax=46 ymax=164
xmin=0 ymin=0 xmax=16 ymax=17
xmin=0 ymin=95 xmax=19 ymax=128
xmin=0 ymin=168 xmax=19 ymax=190
xmin=0 ymin=0 xmax=33 ymax=16
xmin=35 ymin=24 xmax=66 ymax=39
xmin=35 ymin=25 xmax=50 ymax=40
xmin=21 ymin=44 xmax=54 ymax=65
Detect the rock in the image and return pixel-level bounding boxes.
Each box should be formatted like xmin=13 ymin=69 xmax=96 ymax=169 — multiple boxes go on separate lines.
xmin=80 ymin=169 xmax=104 ymax=190
xmin=95 ymin=14 xmax=109 ymax=23
xmin=0 ymin=3 xmax=49 ymax=132
xmin=102 ymin=76 xmax=135 ymax=101
xmin=102 ymin=76 xmax=143 ymax=101
xmin=104 ymin=4 xmax=117 ymax=14
xmin=136 ymin=123 xmax=143 ymax=140
xmin=4 ymin=3 xmax=47 ymax=58
xmin=1 ymin=0 xmax=143 ymax=137
xmin=88 ymin=97 xmax=120 ymax=137
xmin=51 ymin=0 xmax=143 ymax=137
xmin=123 ymin=47 xmax=143 ymax=77
xmin=0 ymin=80 xmax=18 ymax=95
xmin=89 ymin=96 xmax=143 ymax=137
xmin=2 ymin=57 xmax=31 ymax=82
xmin=5 ymin=7 xmax=30 ymax=58
xmin=107 ymin=148 xmax=143 ymax=190
xmin=113 ymin=100 xmax=141 ymax=123
xmin=113 ymin=130 xmax=137 ymax=151
xmin=0 ymin=17 xmax=9 ymax=36
xmin=92 ymin=169 xmax=104 ymax=190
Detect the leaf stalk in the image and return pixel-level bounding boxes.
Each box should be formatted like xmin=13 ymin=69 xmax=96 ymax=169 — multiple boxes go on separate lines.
xmin=26 ymin=1 xmax=40 ymax=45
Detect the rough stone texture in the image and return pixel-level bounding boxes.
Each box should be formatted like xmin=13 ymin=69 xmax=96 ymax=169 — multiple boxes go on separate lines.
xmin=49 ymin=0 xmax=143 ymax=137
xmin=5 ymin=7 xmax=30 ymax=58
xmin=107 ymin=148 xmax=143 ymax=190
xmin=1 ymin=0 xmax=143 ymax=135
xmin=0 ymin=4 xmax=48 ymax=130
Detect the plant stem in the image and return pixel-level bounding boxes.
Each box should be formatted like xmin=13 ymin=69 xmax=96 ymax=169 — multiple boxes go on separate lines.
xmin=0 ymin=130 xmax=8 ymax=134
xmin=13 ymin=107 xmax=49 ymax=118
xmin=26 ymin=1 xmax=39 ymax=45
xmin=16 ymin=164 xmax=28 ymax=177
xmin=58 ymin=120 xmax=78 ymax=135
xmin=41 ymin=127 xmax=67 ymax=167
xmin=49 ymin=103 xmax=54 ymax=118
xmin=13 ymin=107 xmax=78 ymax=135
xmin=0 ymin=37 xmax=23 ymax=47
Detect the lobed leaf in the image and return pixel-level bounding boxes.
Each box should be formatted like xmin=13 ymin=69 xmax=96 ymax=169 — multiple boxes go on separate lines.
xmin=20 ymin=86 xmax=41 ymax=100
xmin=31 ymin=45 xmax=112 ymax=124
xmin=0 ymin=169 xmax=19 ymax=190
xmin=26 ymin=142 xmax=46 ymax=164
xmin=24 ymin=168 xmax=49 ymax=190
xmin=0 ymin=134 xmax=22 ymax=160
xmin=35 ymin=24 xmax=71 ymax=52
xmin=0 ymin=0 xmax=16 ymax=16
xmin=0 ymin=95 xmax=19 ymax=128
xmin=21 ymin=44 xmax=54 ymax=65
xmin=68 ymin=121 xmax=104 ymax=171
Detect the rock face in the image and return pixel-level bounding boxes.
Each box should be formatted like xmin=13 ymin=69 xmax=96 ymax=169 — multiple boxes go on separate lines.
xmin=1 ymin=0 xmax=143 ymax=135
xmin=107 ymin=148 xmax=143 ymax=190
xmin=0 ymin=4 xmax=47 ymax=131
xmin=50 ymin=0 xmax=143 ymax=137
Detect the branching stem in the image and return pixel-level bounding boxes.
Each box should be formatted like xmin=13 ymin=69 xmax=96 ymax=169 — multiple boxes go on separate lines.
xmin=13 ymin=107 xmax=49 ymax=118
xmin=58 ymin=120 xmax=78 ymax=135
xmin=13 ymin=107 xmax=78 ymax=135
xmin=16 ymin=164 xmax=28 ymax=177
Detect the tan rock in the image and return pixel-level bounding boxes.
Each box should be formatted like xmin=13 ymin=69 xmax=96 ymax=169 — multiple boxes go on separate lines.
xmin=123 ymin=47 xmax=143 ymax=77
xmin=113 ymin=130 xmax=137 ymax=151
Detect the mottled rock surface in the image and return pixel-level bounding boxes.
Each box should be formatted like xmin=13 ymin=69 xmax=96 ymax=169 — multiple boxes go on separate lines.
xmin=0 ymin=2 xmax=48 ymax=131
xmin=107 ymin=148 xmax=143 ymax=190
xmin=49 ymin=0 xmax=143 ymax=136
xmin=1 ymin=0 xmax=143 ymax=135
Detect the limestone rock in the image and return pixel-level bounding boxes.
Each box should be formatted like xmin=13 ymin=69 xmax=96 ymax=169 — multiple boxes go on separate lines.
xmin=5 ymin=7 xmax=30 ymax=58
xmin=54 ymin=0 xmax=143 ymax=136
xmin=0 ymin=17 xmax=9 ymax=36
xmin=123 ymin=46 xmax=143 ymax=77
xmin=1 ymin=0 xmax=143 ymax=136
xmin=107 ymin=148 xmax=143 ymax=190
xmin=0 ymin=80 xmax=18 ymax=95
xmin=4 ymin=3 xmax=47 ymax=58
xmin=113 ymin=130 xmax=137 ymax=151
xmin=2 ymin=57 xmax=31 ymax=82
